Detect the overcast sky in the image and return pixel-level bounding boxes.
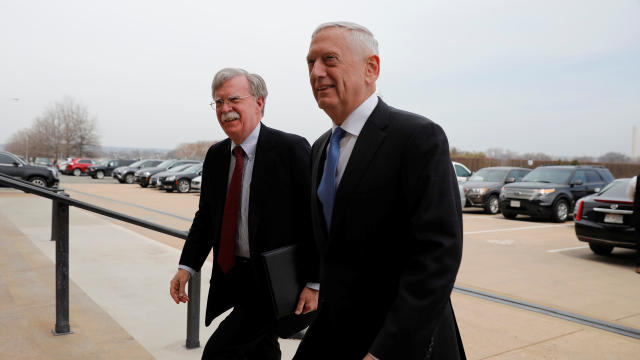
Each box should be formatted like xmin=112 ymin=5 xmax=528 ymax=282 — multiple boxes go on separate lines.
xmin=1 ymin=0 xmax=639 ymax=158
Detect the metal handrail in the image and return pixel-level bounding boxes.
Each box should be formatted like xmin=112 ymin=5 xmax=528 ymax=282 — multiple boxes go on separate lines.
xmin=0 ymin=173 xmax=201 ymax=348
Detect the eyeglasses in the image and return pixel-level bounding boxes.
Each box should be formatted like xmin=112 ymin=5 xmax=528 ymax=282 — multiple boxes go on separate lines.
xmin=209 ymin=95 xmax=252 ymax=110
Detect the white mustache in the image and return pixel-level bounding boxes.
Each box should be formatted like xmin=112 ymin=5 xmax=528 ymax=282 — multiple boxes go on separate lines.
xmin=221 ymin=111 xmax=240 ymax=123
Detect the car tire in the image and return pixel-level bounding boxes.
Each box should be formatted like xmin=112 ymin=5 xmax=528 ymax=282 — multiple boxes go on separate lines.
xmin=484 ymin=194 xmax=500 ymax=214
xmin=124 ymin=173 xmax=135 ymax=184
xmin=177 ymin=179 xmax=190 ymax=193
xmin=29 ymin=176 xmax=47 ymax=187
xmin=502 ymin=210 xmax=517 ymax=219
xmin=551 ymin=199 xmax=569 ymax=222
xmin=96 ymin=170 xmax=104 ymax=179
xmin=73 ymin=168 xmax=81 ymax=176
xmin=588 ymin=242 xmax=613 ymax=255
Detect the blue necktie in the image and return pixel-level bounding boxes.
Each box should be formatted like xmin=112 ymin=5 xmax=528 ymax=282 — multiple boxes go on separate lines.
xmin=317 ymin=127 xmax=346 ymax=231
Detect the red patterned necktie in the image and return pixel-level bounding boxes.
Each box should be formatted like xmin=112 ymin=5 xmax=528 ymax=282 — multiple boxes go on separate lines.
xmin=218 ymin=146 xmax=244 ymax=273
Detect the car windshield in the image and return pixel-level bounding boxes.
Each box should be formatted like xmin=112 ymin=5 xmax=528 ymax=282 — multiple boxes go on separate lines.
xmin=597 ymin=178 xmax=631 ymax=199
xmin=521 ymin=168 xmax=573 ymax=184
xmin=128 ymin=160 xmax=145 ymax=168
xmin=469 ymin=169 xmax=508 ymax=182
xmin=182 ymin=163 xmax=202 ymax=173
xmin=168 ymin=164 xmax=193 ymax=173
xmin=157 ymin=159 xmax=175 ymax=168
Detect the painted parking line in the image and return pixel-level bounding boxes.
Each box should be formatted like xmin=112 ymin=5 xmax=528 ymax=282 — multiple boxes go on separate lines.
xmin=464 ymin=224 xmax=564 ymax=235
xmin=547 ymin=246 xmax=588 ymax=253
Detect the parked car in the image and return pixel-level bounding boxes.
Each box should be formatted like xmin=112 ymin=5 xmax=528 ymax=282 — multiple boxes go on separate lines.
xmin=453 ymin=161 xmax=472 ymax=182
xmin=191 ymin=175 xmax=202 ymax=191
xmin=160 ymin=163 xmax=203 ymax=193
xmin=135 ymin=159 xmax=200 ymax=188
xmin=574 ymin=178 xmax=636 ymax=255
xmin=499 ymin=165 xmax=614 ymax=222
xmin=63 ymin=158 xmax=98 ymax=176
xmin=87 ymin=159 xmax=136 ymax=179
xmin=0 ymin=151 xmax=59 ymax=188
xmin=458 ymin=182 xmax=466 ymax=209
xmin=33 ymin=157 xmax=53 ymax=166
xmin=463 ymin=167 xmax=531 ymax=214
xmin=149 ymin=163 xmax=198 ymax=188
xmin=112 ymin=159 xmax=163 ymax=184
xmin=56 ymin=158 xmax=73 ymax=172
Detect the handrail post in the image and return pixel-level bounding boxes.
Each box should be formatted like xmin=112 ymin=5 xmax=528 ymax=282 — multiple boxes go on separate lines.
xmin=51 ymin=199 xmax=58 ymax=241
xmin=52 ymin=201 xmax=72 ymax=335
xmin=185 ymin=271 xmax=201 ymax=349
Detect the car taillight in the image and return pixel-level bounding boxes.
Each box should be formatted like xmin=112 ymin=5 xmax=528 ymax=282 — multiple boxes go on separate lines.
xmin=575 ymin=200 xmax=584 ymax=221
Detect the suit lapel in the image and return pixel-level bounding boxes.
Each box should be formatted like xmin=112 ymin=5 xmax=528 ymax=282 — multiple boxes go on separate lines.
xmin=331 ymin=100 xmax=389 ymax=233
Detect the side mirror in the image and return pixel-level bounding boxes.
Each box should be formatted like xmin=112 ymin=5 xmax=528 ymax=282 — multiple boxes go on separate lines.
xmin=593 ymin=188 xmax=601 ymax=193
xmin=570 ymin=179 xmax=583 ymax=186
xmin=12 ymin=161 xmax=21 ymax=167
xmin=198 ymin=171 xmax=202 ymax=175
xmin=505 ymin=177 xmax=516 ymax=184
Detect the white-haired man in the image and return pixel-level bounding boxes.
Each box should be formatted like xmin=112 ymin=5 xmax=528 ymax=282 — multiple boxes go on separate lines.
xmin=170 ymin=68 xmax=319 ymax=359
xmin=294 ymin=22 xmax=466 ymax=360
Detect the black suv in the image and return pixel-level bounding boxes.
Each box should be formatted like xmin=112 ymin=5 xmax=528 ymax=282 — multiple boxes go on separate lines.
xmin=0 ymin=151 xmax=59 ymax=188
xmin=87 ymin=159 xmax=136 ymax=179
xmin=463 ymin=166 xmax=531 ymax=214
xmin=499 ymin=165 xmax=614 ymax=222
xmin=112 ymin=159 xmax=163 ymax=184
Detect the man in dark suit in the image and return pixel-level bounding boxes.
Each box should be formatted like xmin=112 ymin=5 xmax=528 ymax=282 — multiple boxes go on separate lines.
xmin=169 ymin=68 xmax=319 ymax=359
xmin=294 ymin=22 xmax=466 ymax=360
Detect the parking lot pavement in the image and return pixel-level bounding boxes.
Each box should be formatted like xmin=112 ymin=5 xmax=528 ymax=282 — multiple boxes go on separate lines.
xmin=2 ymin=179 xmax=639 ymax=359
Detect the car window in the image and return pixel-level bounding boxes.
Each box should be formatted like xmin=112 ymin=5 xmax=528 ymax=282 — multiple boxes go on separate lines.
xmin=518 ymin=170 xmax=530 ymax=179
xmin=571 ymin=170 xmax=587 ymax=184
xmin=506 ymin=170 xmax=518 ymax=181
xmin=586 ymin=170 xmax=602 ymax=183
xmin=454 ymin=164 xmax=471 ymax=177
xmin=598 ymin=179 xmax=631 ymax=199
xmin=522 ymin=168 xmax=573 ymax=183
xmin=79 ymin=160 xmax=92 ymax=164
xmin=469 ymin=168 xmax=507 ymax=182
xmin=0 ymin=154 xmax=16 ymax=165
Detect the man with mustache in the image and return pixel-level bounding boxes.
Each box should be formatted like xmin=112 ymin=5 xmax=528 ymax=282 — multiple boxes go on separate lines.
xmin=170 ymin=68 xmax=319 ymax=359
xmin=294 ymin=22 xmax=466 ymax=359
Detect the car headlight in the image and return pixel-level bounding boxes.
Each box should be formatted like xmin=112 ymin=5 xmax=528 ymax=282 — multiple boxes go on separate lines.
xmin=535 ymin=188 xmax=555 ymax=196
xmin=165 ymin=176 xmax=176 ymax=181
xmin=143 ymin=171 xmax=151 ymax=177
xmin=469 ymin=188 xmax=487 ymax=194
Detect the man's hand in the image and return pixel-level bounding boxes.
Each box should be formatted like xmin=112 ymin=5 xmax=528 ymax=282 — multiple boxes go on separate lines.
xmin=295 ymin=286 xmax=319 ymax=315
xmin=363 ymin=354 xmax=378 ymax=360
xmin=169 ymin=269 xmax=191 ymax=304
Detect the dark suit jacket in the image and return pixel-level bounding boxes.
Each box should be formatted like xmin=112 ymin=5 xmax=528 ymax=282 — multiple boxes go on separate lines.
xmin=295 ymin=99 xmax=465 ymax=360
xmin=179 ymin=123 xmax=318 ymax=328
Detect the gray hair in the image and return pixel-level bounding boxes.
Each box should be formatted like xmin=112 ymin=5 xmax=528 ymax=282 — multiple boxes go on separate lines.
xmin=312 ymin=21 xmax=379 ymax=56
xmin=212 ymin=68 xmax=268 ymax=115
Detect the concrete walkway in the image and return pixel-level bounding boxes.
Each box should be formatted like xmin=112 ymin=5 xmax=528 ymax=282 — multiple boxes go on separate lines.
xmin=1 ymin=189 xmax=640 ymax=359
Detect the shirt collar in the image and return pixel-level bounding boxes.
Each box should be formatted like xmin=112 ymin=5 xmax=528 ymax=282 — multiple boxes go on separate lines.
xmin=334 ymin=93 xmax=378 ymax=136
xmin=230 ymin=122 xmax=261 ymax=158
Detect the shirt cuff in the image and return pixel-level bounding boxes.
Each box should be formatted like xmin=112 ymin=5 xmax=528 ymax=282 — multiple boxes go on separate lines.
xmin=369 ymin=354 xmax=380 ymax=360
xmin=178 ymin=265 xmax=195 ymax=275
xmin=305 ymin=282 xmax=320 ymax=290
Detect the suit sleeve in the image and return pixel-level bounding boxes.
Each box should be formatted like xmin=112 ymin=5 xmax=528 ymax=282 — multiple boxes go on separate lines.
xmin=179 ymin=145 xmax=217 ymax=271
xmin=370 ymin=122 xmax=463 ymax=359
xmin=289 ymin=137 xmax=320 ymax=283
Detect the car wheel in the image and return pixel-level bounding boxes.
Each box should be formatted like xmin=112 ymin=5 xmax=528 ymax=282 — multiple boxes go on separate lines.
xmin=30 ymin=176 xmax=47 ymax=187
xmin=551 ymin=199 xmax=569 ymax=222
xmin=589 ymin=242 xmax=613 ymax=255
xmin=484 ymin=195 xmax=500 ymax=214
xmin=73 ymin=168 xmax=81 ymax=176
xmin=502 ymin=210 xmax=517 ymax=219
xmin=177 ymin=179 xmax=190 ymax=193
xmin=124 ymin=173 xmax=135 ymax=184
xmin=96 ymin=170 xmax=104 ymax=179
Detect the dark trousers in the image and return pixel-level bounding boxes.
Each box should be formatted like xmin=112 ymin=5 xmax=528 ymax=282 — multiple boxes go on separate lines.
xmin=202 ymin=259 xmax=280 ymax=360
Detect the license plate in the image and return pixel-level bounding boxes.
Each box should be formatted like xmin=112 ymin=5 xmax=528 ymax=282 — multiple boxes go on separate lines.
xmin=510 ymin=200 xmax=520 ymax=208
xmin=604 ymin=214 xmax=623 ymax=224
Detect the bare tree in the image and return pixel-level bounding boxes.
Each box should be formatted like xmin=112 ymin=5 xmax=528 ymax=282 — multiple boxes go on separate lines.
xmin=168 ymin=140 xmax=217 ymax=160
xmin=598 ymin=152 xmax=631 ymax=164
xmin=5 ymin=97 xmax=101 ymax=161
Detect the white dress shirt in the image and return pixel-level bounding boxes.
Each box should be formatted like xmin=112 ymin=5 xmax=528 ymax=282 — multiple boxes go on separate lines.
xmin=328 ymin=93 xmax=379 ymax=186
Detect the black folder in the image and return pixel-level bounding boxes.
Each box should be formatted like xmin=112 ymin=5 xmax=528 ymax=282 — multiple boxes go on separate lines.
xmin=261 ymin=244 xmax=304 ymax=319
xmin=261 ymin=244 xmax=316 ymax=338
